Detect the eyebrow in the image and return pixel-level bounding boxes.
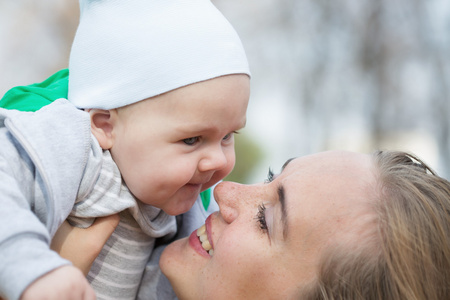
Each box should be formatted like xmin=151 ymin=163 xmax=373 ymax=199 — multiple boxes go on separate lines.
xmin=278 ymin=184 xmax=289 ymax=240
xmin=281 ymin=157 xmax=295 ymax=172
xmin=175 ymin=118 xmax=247 ymax=135
xmin=278 ymin=157 xmax=294 ymax=240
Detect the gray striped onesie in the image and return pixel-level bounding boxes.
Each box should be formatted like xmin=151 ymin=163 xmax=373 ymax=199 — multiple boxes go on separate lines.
xmin=68 ymin=150 xmax=177 ymax=299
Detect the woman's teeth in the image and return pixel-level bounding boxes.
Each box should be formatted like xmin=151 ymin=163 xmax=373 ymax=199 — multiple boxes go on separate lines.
xmin=196 ymin=224 xmax=214 ymax=256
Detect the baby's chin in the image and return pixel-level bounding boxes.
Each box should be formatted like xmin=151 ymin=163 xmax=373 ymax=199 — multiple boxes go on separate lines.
xmin=164 ymin=196 xmax=198 ymax=216
xmin=163 ymin=201 xmax=196 ymax=216
xmin=201 ymin=175 xmax=229 ymax=195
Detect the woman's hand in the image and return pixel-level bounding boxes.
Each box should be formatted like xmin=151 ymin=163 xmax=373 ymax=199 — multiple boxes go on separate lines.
xmin=50 ymin=214 xmax=120 ymax=275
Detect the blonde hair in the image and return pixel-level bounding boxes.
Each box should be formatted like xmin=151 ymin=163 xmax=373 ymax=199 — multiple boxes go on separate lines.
xmin=302 ymin=150 xmax=450 ymax=300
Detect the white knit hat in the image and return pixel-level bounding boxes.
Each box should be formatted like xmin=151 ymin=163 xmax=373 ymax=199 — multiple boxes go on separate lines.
xmin=68 ymin=0 xmax=250 ymax=109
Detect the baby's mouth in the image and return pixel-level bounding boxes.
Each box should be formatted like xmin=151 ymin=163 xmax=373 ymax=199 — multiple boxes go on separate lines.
xmin=196 ymin=224 xmax=214 ymax=256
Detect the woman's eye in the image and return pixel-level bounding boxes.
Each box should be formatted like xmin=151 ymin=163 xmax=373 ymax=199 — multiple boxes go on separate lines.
xmin=264 ymin=168 xmax=274 ymax=183
xmin=256 ymin=203 xmax=268 ymax=232
xmin=183 ymin=136 xmax=200 ymax=146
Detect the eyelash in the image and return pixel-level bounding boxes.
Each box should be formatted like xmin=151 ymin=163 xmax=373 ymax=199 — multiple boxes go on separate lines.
xmin=183 ymin=131 xmax=238 ymax=146
xmin=256 ymin=203 xmax=268 ymax=232
xmin=223 ymin=131 xmax=239 ymax=141
xmin=265 ymin=168 xmax=274 ymax=183
xmin=257 ymin=168 xmax=274 ymax=234
xmin=183 ymin=136 xmax=200 ymax=146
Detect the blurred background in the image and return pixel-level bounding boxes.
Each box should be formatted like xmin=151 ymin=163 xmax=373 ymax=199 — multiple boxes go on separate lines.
xmin=1 ymin=0 xmax=449 ymax=183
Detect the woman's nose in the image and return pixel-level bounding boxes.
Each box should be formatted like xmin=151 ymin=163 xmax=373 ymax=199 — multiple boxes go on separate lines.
xmin=199 ymin=145 xmax=229 ymax=172
xmin=214 ymin=181 xmax=258 ymax=224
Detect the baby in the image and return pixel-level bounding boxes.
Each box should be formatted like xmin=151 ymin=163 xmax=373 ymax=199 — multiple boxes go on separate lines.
xmin=0 ymin=0 xmax=250 ymax=299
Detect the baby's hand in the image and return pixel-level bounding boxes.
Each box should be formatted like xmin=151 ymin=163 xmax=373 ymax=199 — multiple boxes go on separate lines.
xmin=20 ymin=265 xmax=96 ymax=300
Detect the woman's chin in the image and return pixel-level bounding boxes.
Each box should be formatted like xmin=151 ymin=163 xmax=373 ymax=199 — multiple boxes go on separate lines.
xmin=160 ymin=238 xmax=184 ymax=273
xmin=160 ymin=237 xmax=202 ymax=300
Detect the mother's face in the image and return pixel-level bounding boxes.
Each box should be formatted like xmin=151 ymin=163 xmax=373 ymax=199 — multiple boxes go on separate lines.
xmin=160 ymin=151 xmax=375 ymax=299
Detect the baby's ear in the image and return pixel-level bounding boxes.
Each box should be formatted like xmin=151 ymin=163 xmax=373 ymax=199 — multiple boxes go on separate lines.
xmin=89 ymin=109 xmax=117 ymax=149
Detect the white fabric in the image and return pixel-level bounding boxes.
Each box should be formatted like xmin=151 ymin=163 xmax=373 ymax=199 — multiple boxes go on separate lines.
xmin=68 ymin=0 xmax=250 ymax=109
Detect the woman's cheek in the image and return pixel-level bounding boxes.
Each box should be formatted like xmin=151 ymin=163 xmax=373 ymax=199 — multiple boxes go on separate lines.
xmin=265 ymin=205 xmax=275 ymax=237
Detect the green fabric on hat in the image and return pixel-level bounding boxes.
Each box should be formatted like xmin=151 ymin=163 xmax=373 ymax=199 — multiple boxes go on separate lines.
xmin=0 ymin=69 xmax=69 ymax=112
xmin=200 ymin=189 xmax=211 ymax=211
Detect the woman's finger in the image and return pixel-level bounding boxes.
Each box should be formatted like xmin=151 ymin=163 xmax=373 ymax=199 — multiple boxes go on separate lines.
xmin=51 ymin=214 xmax=120 ymax=276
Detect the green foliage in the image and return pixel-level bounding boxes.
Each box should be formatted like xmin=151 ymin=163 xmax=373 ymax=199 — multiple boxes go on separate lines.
xmin=225 ymin=131 xmax=264 ymax=184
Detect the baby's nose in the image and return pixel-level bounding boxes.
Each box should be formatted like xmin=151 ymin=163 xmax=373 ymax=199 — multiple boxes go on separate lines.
xmin=199 ymin=146 xmax=228 ymax=172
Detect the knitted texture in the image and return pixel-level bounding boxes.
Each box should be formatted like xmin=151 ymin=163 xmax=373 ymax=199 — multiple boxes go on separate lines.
xmin=69 ymin=0 xmax=250 ymax=109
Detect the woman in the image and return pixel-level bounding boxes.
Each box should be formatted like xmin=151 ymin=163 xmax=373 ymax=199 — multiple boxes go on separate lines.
xmin=52 ymin=150 xmax=450 ymax=299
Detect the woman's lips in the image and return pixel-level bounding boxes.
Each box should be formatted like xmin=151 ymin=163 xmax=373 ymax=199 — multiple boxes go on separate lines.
xmin=189 ymin=230 xmax=210 ymax=258
xmin=205 ymin=214 xmax=214 ymax=249
xmin=188 ymin=214 xmax=215 ymax=258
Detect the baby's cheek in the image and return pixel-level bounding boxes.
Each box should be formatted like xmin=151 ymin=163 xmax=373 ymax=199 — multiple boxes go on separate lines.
xmin=203 ymin=170 xmax=230 ymax=191
xmin=221 ymin=156 xmax=236 ymax=179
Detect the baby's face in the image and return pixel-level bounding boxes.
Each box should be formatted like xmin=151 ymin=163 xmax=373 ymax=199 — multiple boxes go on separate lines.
xmin=109 ymin=75 xmax=250 ymax=215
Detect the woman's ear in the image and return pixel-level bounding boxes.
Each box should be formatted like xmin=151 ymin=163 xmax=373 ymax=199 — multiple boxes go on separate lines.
xmin=89 ymin=109 xmax=118 ymax=149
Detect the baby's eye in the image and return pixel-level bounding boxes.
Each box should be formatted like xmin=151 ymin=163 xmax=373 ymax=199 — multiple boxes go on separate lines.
xmin=183 ymin=136 xmax=200 ymax=146
xmin=223 ymin=131 xmax=238 ymax=141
